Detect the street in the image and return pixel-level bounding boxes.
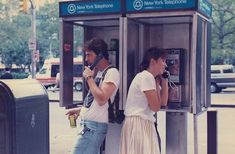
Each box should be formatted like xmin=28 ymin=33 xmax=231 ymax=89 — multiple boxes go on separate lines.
xmin=48 ymin=89 xmax=235 ymax=154
xmin=211 ymin=88 xmax=235 ymax=105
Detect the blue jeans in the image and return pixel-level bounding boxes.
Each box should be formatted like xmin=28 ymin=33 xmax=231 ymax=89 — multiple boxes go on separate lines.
xmin=72 ymin=119 xmax=108 ymax=154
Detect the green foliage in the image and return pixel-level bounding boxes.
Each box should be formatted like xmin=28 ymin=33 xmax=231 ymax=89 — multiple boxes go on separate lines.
xmin=211 ymin=49 xmax=225 ymax=64
xmin=37 ymin=2 xmax=60 ymax=64
xmin=73 ymin=26 xmax=84 ymax=57
xmin=212 ymin=48 xmax=235 ymax=65
xmin=0 ymin=1 xmax=61 ymax=70
xmin=11 ymin=72 xmax=30 ymax=79
xmin=2 ymin=1 xmax=234 ymax=68
xmin=0 ymin=14 xmax=31 ymax=68
xmin=211 ymin=0 xmax=235 ymax=64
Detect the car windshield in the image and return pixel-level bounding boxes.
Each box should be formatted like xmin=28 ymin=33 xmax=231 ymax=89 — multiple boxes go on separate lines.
xmin=39 ymin=68 xmax=47 ymax=74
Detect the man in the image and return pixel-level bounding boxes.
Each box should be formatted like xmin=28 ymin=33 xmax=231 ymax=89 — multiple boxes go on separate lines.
xmin=1 ymin=67 xmax=13 ymax=79
xmin=66 ymin=38 xmax=120 ymax=154
xmin=52 ymin=69 xmax=60 ymax=92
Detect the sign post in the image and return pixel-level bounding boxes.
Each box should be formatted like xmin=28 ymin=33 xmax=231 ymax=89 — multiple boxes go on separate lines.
xmin=29 ymin=0 xmax=36 ymax=79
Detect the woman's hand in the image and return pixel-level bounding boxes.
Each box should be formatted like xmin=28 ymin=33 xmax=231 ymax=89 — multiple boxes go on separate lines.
xmin=155 ymin=75 xmax=168 ymax=107
xmin=155 ymin=75 xmax=168 ymax=88
xmin=161 ymin=77 xmax=168 ymax=88
xmin=155 ymin=75 xmax=161 ymax=86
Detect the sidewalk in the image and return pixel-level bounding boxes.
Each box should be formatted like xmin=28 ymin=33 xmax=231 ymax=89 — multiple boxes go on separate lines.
xmin=50 ymin=103 xmax=77 ymax=154
xmin=49 ymin=102 xmax=235 ymax=154
xmin=49 ymin=89 xmax=235 ymax=154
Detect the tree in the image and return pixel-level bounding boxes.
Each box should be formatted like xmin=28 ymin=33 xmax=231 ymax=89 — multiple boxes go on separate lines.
xmin=0 ymin=14 xmax=31 ymax=69
xmin=211 ymin=0 xmax=235 ymax=64
xmin=0 ymin=2 xmax=7 ymax=18
xmin=36 ymin=2 xmax=60 ymax=66
xmin=0 ymin=1 xmax=60 ymax=70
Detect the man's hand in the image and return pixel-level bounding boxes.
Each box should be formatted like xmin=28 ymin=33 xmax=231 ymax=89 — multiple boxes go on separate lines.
xmin=83 ymin=66 xmax=94 ymax=80
xmin=65 ymin=108 xmax=81 ymax=120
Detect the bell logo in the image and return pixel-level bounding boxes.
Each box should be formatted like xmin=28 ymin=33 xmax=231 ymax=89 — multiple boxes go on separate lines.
xmin=133 ymin=0 xmax=143 ymax=10
xmin=68 ymin=4 xmax=76 ymax=14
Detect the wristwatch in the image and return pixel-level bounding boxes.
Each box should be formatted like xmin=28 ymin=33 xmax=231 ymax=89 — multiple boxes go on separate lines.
xmin=86 ymin=76 xmax=93 ymax=80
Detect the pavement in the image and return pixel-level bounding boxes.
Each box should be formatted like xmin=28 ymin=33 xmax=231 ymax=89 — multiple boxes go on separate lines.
xmin=48 ymin=89 xmax=235 ymax=154
xmin=49 ymin=102 xmax=77 ymax=154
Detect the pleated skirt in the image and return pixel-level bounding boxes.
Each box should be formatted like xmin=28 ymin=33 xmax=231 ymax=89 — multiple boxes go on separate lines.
xmin=119 ymin=116 xmax=160 ymax=154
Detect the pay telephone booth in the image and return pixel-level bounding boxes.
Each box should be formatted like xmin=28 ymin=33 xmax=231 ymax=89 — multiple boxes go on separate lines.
xmin=59 ymin=0 xmax=124 ymax=153
xmin=59 ymin=0 xmax=124 ymax=109
xmin=124 ymin=0 xmax=212 ymax=153
xmin=59 ymin=1 xmax=125 ymax=153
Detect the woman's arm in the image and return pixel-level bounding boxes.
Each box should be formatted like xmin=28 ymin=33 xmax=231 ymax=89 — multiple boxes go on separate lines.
xmin=144 ymin=77 xmax=168 ymax=112
xmin=144 ymin=89 xmax=161 ymax=112
xmin=160 ymin=78 xmax=168 ymax=106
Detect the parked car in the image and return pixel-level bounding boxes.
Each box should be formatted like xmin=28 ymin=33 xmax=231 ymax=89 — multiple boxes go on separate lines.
xmin=210 ymin=65 xmax=235 ymax=93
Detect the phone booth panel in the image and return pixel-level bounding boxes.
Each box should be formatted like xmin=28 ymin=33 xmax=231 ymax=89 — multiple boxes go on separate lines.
xmin=193 ymin=14 xmax=211 ymax=114
xmin=59 ymin=0 xmax=125 ymax=111
xmin=124 ymin=1 xmax=212 ymax=114
xmin=124 ymin=13 xmax=192 ymax=113
xmin=60 ymin=21 xmax=74 ymax=107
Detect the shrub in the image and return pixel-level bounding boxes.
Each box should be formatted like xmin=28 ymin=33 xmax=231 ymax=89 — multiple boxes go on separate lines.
xmin=12 ymin=72 xmax=30 ymax=79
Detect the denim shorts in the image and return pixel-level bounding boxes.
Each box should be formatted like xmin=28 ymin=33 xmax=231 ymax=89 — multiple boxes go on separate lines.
xmin=72 ymin=119 xmax=108 ymax=154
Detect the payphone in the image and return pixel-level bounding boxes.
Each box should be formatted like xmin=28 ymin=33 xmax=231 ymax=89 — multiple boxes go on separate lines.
xmin=124 ymin=1 xmax=212 ymax=114
xmin=166 ymin=48 xmax=185 ymax=109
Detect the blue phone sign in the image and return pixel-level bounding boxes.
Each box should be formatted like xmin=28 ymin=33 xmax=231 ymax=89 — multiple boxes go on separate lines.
xmin=126 ymin=0 xmax=196 ymax=12
xmin=59 ymin=1 xmax=121 ymax=17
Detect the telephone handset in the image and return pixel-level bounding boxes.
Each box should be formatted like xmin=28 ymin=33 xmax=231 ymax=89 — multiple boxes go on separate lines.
xmin=162 ymin=70 xmax=170 ymax=79
xmin=88 ymin=53 xmax=104 ymax=70
xmin=84 ymin=53 xmax=104 ymax=91
xmin=161 ymin=69 xmax=176 ymax=89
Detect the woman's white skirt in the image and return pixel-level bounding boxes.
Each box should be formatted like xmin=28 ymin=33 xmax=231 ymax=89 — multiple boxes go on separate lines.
xmin=119 ymin=116 xmax=160 ymax=154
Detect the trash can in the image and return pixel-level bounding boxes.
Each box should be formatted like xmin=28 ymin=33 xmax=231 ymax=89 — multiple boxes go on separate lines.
xmin=0 ymin=79 xmax=49 ymax=154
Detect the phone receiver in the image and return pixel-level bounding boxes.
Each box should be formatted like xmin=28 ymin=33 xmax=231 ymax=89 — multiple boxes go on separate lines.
xmin=162 ymin=71 xmax=170 ymax=79
xmin=89 ymin=54 xmax=104 ymax=70
xmin=162 ymin=70 xmax=177 ymax=89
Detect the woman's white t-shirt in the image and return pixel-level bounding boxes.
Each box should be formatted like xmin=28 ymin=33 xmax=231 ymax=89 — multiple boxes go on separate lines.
xmin=79 ymin=68 xmax=120 ymax=123
xmin=124 ymin=70 xmax=157 ymax=122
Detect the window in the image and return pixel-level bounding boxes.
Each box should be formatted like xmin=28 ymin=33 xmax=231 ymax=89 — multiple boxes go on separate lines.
xmin=73 ymin=64 xmax=83 ymax=77
xmin=211 ymin=70 xmax=220 ymax=74
xmin=223 ymin=68 xmax=233 ymax=73
xmin=51 ymin=65 xmax=60 ymax=77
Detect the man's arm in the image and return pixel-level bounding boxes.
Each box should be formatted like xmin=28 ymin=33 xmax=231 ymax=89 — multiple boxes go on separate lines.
xmin=86 ymin=78 xmax=116 ymax=106
xmin=83 ymin=66 xmax=117 ymax=106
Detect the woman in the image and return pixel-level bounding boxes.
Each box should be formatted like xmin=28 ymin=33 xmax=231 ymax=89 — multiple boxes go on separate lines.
xmin=119 ymin=47 xmax=168 ymax=154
